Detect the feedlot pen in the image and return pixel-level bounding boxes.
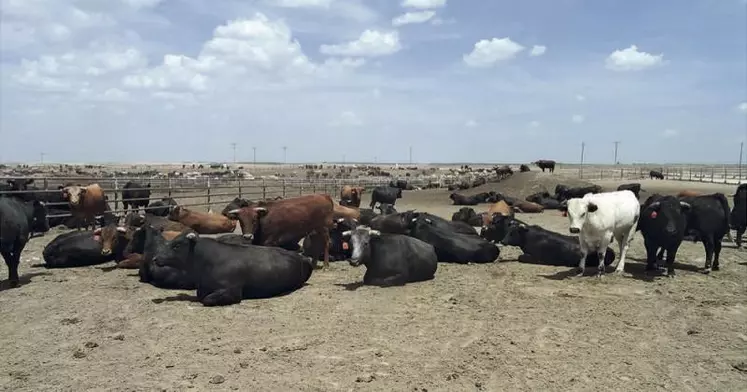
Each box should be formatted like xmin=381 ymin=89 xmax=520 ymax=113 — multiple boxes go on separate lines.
xmin=1 ymin=178 xmax=746 ymax=391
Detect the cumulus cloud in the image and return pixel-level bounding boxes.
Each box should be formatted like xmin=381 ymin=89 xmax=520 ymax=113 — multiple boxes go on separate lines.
xmin=401 ymin=0 xmax=447 ymax=9
xmin=463 ymin=37 xmax=524 ymax=67
xmin=572 ymin=114 xmax=585 ymax=123
xmin=320 ymin=30 xmax=401 ymax=57
xmin=392 ymin=11 xmax=436 ymax=26
xmin=605 ymin=45 xmax=664 ymax=71
xmin=529 ymin=45 xmax=546 ymax=57
xmin=267 ymin=0 xmax=334 ymax=8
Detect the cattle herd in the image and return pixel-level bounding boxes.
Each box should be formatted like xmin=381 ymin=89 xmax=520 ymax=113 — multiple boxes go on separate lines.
xmin=0 ymin=175 xmax=745 ymax=307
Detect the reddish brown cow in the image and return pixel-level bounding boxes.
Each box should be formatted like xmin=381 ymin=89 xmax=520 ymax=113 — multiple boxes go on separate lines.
xmin=340 ymin=186 xmax=364 ymax=207
xmin=62 ymin=183 xmax=109 ymax=230
xmin=333 ymin=203 xmax=361 ymax=221
xmin=115 ymin=230 xmax=181 ymax=269
xmin=482 ymin=200 xmax=513 ymax=226
xmin=168 ymin=206 xmax=237 ymax=234
xmin=227 ymin=194 xmax=335 ymax=268
xmin=513 ymin=200 xmax=545 ymax=213
xmin=677 ymin=190 xmax=701 ymax=197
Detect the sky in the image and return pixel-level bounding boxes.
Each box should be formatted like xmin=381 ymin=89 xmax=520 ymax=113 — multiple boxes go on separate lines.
xmin=1 ymin=0 xmax=746 ymax=164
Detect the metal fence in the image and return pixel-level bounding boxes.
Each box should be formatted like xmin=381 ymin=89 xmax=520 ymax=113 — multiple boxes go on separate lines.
xmin=557 ymin=165 xmax=746 ymax=184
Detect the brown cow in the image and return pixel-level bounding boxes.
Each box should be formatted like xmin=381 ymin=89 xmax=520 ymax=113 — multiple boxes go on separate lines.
xmin=333 ymin=203 xmax=361 ymax=222
xmin=227 ymin=194 xmax=335 ymax=268
xmin=62 ymin=183 xmax=109 ymax=230
xmin=482 ymin=200 xmax=513 ymax=226
xmin=677 ymin=190 xmax=701 ymax=197
xmin=115 ymin=230 xmax=181 ymax=269
xmin=513 ymin=200 xmax=545 ymax=213
xmin=340 ymin=186 xmax=364 ymax=207
xmin=168 ymin=206 xmax=237 ymax=234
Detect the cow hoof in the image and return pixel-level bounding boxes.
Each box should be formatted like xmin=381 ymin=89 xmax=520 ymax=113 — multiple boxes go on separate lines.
xmin=712 ymin=265 xmax=720 ymax=271
xmin=701 ymin=268 xmax=711 ymax=275
xmin=8 ymin=280 xmax=19 ymax=288
xmin=665 ymin=272 xmax=675 ymax=279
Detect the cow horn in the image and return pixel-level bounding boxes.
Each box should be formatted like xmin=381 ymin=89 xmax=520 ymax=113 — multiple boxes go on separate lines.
xmin=411 ymin=218 xmax=417 ymax=222
xmin=93 ymin=228 xmax=102 ymax=235
xmin=425 ymin=218 xmax=432 ymax=224
xmin=342 ymin=230 xmax=352 ymax=237
xmin=336 ymin=218 xmax=345 ymax=223
xmin=186 ymin=233 xmax=197 ymax=240
xmin=116 ymin=226 xmax=127 ymax=233
xmin=226 ymin=209 xmax=241 ymax=215
xmin=254 ymin=207 xmax=268 ymax=212
xmin=369 ymin=230 xmax=381 ymax=236
xmin=679 ymin=201 xmax=691 ymax=209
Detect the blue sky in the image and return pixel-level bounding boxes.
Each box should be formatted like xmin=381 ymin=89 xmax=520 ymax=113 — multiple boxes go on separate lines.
xmin=1 ymin=0 xmax=745 ymax=164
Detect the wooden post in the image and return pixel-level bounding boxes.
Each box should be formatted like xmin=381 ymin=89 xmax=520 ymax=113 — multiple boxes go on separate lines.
xmin=262 ymin=179 xmax=267 ymax=199
xmin=282 ymin=179 xmax=286 ymax=198
xmin=238 ymin=178 xmax=243 ymax=198
xmin=206 ymin=177 xmax=212 ymax=212
xmin=167 ymin=177 xmax=173 ymax=197
xmin=113 ymin=177 xmax=120 ymax=212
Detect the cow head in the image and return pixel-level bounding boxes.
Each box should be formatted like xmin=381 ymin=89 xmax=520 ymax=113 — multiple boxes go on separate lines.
xmin=640 ymin=196 xmax=691 ymax=237
xmin=226 ymin=206 xmax=267 ymax=240
xmin=565 ymin=197 xmax=598 ymax=234
xmin=94 ymin=224 xmax=129 ymax=256
xmin=341 ymin=226 xmax=381 ymax=266
xmin=7 ymin=178 xmax=34 ymax=190
xmin=153 ymin=231 xmax=198 ymax=268
xmin=62 ymin=185 xmax=86 ymax=205
xmin=29 ymin=200 xmax=50 ymax=234
xmin=500 ymin=222 xmax=528 ymax=247
xmin=168 ymin=205 xmax=188 ymax=221
xmin=480 ymin=214 xmax=518 ymax=244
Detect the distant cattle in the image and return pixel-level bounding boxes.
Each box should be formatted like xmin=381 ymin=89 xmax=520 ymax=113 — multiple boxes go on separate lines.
xmin=61 ymin=184 xmax=110 ymax=230
xmin=617 ymin=183 xmax=643 ymax=199
xmin=731 ymin=184 xmax=746 ymax=248
xmin=637 ymin=194 xmax=690 ymax=276
xmin=501 ymin=222 xmax=616 ymax=268
xmin=340 ymin=186 xmax=364 ymax=207
xmin=554 ymin=184 xmax=603 ymax=202
xmin=369 ymin=186 xmax=402 ymax=209
xmin=533 ymin=160 xmax=556 ymax=173
xmin=153 ymin=231 xmax=314 ymax=306
xmin=649 ymin=170 xmax=664 ymax=180
xmin=449 ymin=193 xmax=482 ymax=206
xmin=494 ymin=165 xmax=513 ymax=179
xmin=408 ymin=214 xmax=498 ymax=264
xmin=168 ymin=206 xmax=236 ymax=234
xmin=512 ymin=200 xmax=544 ymax=214
xmin=563 ymin=190 xmax=640 ymax=276
xmin=409 ymin=212 xmax=478 ymax=236
xmin=342 ymin=226 xmax=437 ymax=287
xmin=519 ymin=164 xmax=530 ymax=172
xmin=121 ymin=181 xmax=151 ymax=212
xmin=677 ymin=193 xmax=731 ymax=273
xmin=0 ymin=198 xmax=50 ymax=286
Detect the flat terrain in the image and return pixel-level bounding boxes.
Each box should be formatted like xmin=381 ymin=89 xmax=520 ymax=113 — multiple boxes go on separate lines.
xmin=1 ymin=177 xmax=746 ymax=391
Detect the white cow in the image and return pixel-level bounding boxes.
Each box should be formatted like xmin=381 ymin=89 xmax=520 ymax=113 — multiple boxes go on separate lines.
xmin=564 ymin=190 xmax=640 ymax=276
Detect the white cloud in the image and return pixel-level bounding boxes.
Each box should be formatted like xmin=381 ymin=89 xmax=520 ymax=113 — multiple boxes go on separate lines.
xmin=267 ymin=0 xmax=334 ymax=8
xmin=529 ymin=120 xmax=540 ymax=128
xmin=737 ymin=102 xmax=747 ymax=113
xmin=463 ymin=37 xmax=524 ymax=68
xmin=465 ymin=119 xmax=478 ymax=127
xmin=330 ymin=111 xmax=363 ymax=127
xmin=392 ymin=11 xmax=436 ymax=26
xmin=663 ymin=128 xmax=678 ymax=138
xmin=320 ymin=30 xmax=401 ymax=57
xmin=120 ymin=0 xmax=165 ymax=10
xmin=401 ymin=0 xmax=446 ymax=9
xmin=572 ymin=114 xmax=585 ymax=123
xmin=605 ymin=45 xmax=665 ymax=72
xmin=529 ymin=45 xmax=546 ymax=57
xmin=575 ymin=94 xmax=586 ymax=102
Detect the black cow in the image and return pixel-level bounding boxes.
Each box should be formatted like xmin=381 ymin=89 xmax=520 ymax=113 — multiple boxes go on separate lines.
xmin=342 ymin=226 xmax=437 ymax=286
xmin=135 ymin=225 xmax=195 ymax=290
xmin=1 ymin=179 xmax=36 ymax=202
xmin=147 ymin=197 xmax=178 ymax=216
xmin=526 ymin=191 xmax=551 ymax=204
xmin=452 ymin=207 xmax=485 ymax=227
xmin=500 ymin=223 xmax=616 ymax=268
xmin=358 ymin=208 xmax=377 ymax=226
xmin=410 ymin=212 xmax=477 ymax=236
xmin=0 ymin=198 xmax=50 ymax=287
xmin=554 ymin=184 xmax=603 ymax=202
xmin=369 ymin=186 xmax=402 ymax=209
xmin=617 ymin=183 xmax=643 ymax=199
xmin=42 ymin=230 xmax=125 ymax=268
xmin=678 ymin=193 xmax=731 ymax=273
xmin=533 ymin=160 xmax=556 ymax=173
xmin=221 ymin=197 xmax=251 ymax=217
xmin=449 ymin=193 xmax=481 ymax=206
xmin=472 ymin=177 xmax=487 ymax=187
xmin=538 ymin=198 xmax=562 ymax=210
xmin=122 ymin=181 xmax=151 ymax=212
xmin=153 ymin=231 xmax=314 ymax=306
xmin=730 ymin=184 xmax=746 ymax=248
xmin=637 ymin=194 xmax=690 ymax=276
xmin=388 ymin=180 xmax=408 ymax=190
xmin=302 ymin=218 xmax=358 ymax=262
xmin=378 ymin=203 xmax=397 ymax=215
xmin=408 ymin=215 xmax=498 ymax=264
xmin=369 ymin=211 xmax=417 ymax=235
xmin=480 ymin=214 xmax=526 ymax=244
xmin=519 ymin=164 xmax=530 ymax=172
xmin=495 ymin=165 xmax=513 ymax=179
xmin=649 ymin=170 xmax=664 ymax=180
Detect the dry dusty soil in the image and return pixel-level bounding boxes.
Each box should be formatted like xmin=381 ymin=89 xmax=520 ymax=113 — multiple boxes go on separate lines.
xmin=1 ymin=177 xmax=746 ymax=392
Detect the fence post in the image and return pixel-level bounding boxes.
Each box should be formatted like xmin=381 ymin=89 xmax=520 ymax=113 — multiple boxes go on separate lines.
xmin=600 ymin=168 xmax=603 ymax=179
xmin=723 ymin=165 xmax=727 ymax=183
xmin=620 ymin=168 xmax=623 ymax=179
xmin=43 ymin=177 xmax=49 ymax=191
xmin=299 ymin=185 xmax=303 ymax=196
xmin=113 ymin=177 xmax=120 ymax=212
xmin=710 ymin=167 xmax=714 ymax=183
xmin=206 ymin=177 xmax=212 ymax=212
xmin=167 ymin=177 xmax=173 ymax=197
xmin=282 ymin=179 xmax=287 ymax=198
xmin=262 ymin=179 xmax=267 ymax=199
xmin=238 ymin=178 xmax=243 ymax=199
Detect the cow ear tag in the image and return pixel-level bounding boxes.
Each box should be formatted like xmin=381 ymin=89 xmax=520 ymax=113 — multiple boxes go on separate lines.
xmin=650 ymin=211 xmax=658 ymax=219
xmin=342 ymin=242 xmax=349 ymax=250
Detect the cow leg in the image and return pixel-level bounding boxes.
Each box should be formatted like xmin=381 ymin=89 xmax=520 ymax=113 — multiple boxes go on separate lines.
xmin=664 ymin=246 xmax=678 ymax=277
xmin=322 ymin=229 xmax=331 ymax=269
xmin=576 ymin=243 xmax=588 ymax=276
xmin=200 ymin=287 xmax=242 ymax=306
xmin=1 ymin=249 xmax=19 ymax=288
xmin=643 ymin=239 xmax=659 ymax=272
xmin=614 ymin=225 xmax=637 ymax=275
xmin=701 ymin=236 xmax=715 ymax=273
xmin=712 ymin=239 xmax=722 ymax=271
xmin=736 ymin=227 xmax=745 ymax=249
xmin=369 ymin=199 xmax=376 ymax=209
xmin=656 ymin=247 xmax=666 ymax=261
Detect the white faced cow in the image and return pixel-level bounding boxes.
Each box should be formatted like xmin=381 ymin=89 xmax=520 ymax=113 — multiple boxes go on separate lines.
xmin=563 ymin=190 xmax=640 ymax=276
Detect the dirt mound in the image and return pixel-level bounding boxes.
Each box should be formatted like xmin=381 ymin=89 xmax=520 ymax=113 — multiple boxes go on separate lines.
xmin=463 ymin=172 xmax=596 ymax=199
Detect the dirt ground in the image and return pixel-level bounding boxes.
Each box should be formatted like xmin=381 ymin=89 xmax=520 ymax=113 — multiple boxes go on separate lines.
xmin=1 ymin=178 xmax=746 ymax=392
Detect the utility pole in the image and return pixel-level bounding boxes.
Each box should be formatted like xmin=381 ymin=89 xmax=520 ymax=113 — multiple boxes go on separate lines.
xmin=613 ymin=141 xmax=620 ymax=164
xmin=40 ymin=152 xmax=46 ymax=165
xmin=408 ymin=145 xmax=413 ymax=165
xmin=230 ymin=142 xmax=237 ymax=164
xmin=252 ymin=146 xmax=257 ymax=167
xmin=579 ymin=142 xmax=585 ymax=178
xmin=282 ymin=146 xmax=287 ymax=164
xmin=343 ymin=154 xmax=346 ymax=164
xmin=739 ymin=141 xmax=744 ymax=182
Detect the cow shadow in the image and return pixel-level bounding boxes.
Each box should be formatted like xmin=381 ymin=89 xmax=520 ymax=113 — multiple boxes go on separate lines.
xmin=335 ymin=282 xmax=365 ymax=291
xmin=541 ymin=268 xmax=586 ymax=281
xmin=0 ymin=271 xmax=52 ymax=292
xmin=625 ymin=257 xmax=703 ymax=282
xmin=152 ymin=293 xmax=199 ymax=304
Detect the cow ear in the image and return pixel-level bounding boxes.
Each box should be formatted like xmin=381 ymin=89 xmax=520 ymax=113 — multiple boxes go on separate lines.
xmin=587 ymin=203 xmax=598 ymax=212
xmin=254 ymin=207 xmax=268 ymax=217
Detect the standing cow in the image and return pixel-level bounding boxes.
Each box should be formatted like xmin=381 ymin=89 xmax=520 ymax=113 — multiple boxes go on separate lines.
xmin=369 ymin=186 xmax=402 ymax=209
xmin=0 ymin=198 xmax=50 ymax=287
xmin=562 ymin=190 xmax=640 ymax=276
xmin=122 ymin=181 xmax=151 ymax=212
xmin=340 ymin=186 xmax=364 ymax=208
xmin=533 ymin=160 xmax=556 ymax=173
xmin=637 ymin=195 xmax=690 ymax=276
xmin=61 ymin=184 xmax=110 ymax=230
xmin=731 ymin=184 xmax=746 ymax=248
